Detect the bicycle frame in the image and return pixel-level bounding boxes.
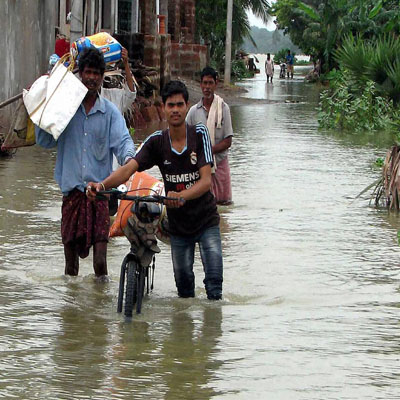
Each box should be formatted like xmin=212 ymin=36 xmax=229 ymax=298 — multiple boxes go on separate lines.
xmin=119 ymin=197 xmax=162 ymax=315
xmin=96 ymin=189 xmax=181 ymax=316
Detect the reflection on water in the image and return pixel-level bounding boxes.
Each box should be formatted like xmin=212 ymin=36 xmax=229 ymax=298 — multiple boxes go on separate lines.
xmin=1 ymin=65 xmax=400 ymax=399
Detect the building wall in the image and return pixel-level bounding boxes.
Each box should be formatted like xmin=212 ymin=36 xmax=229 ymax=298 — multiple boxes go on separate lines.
xmin=160 ymin=34 xmax=171 ymax=90
xmin=183 ymin=0 xmax=195 ymax=43
xmin=144 ymin=34 xmax=161 ymax=90
xmin=170 ymin=43 xmax=208 ymax=79
xmin=168 ymin=0 xmax=181 ymax=42
xmin=0 ymin=0 xmax=57 ymax=125
xmin=139 ymin=0 xmax=157 ymax=35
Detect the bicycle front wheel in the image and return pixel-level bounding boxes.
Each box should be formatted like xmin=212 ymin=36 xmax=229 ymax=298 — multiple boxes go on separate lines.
xmin=125 ymin=261 xmax=138 ymax=317
xmin=135 ymin=266 xmax=146 ymax=314
xmin=117 ymin=257 xmax=128 ymax=313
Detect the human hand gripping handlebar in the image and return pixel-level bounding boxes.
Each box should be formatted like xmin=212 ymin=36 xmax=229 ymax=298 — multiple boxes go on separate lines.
xmin=91 ymin=188 xmax=186 ymax=208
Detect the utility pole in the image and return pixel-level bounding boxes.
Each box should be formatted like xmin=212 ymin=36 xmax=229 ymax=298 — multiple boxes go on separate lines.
xmin=224 ymin=0 xmax=233 ymax=86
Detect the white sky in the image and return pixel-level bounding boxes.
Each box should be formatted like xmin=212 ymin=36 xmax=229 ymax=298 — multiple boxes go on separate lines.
xmin=247 ymin=1 xmax=276 ymax=31
xmin=247 ymin=11 xmax=276 ymax=30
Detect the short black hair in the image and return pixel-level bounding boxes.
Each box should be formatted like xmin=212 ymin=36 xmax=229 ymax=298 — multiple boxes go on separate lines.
xmin=200 ymin=66 xmax=218 ymax=82
xmin=161 ymin=80 xmax=189 ymax=104
xmin=78 ymin=47 xmax=106 ymax=75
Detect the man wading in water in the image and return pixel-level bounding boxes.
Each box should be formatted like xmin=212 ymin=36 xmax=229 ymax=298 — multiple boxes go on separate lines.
xmin=186 ymin=67 xmax=234 ymax=205
xmin=87 ymin=80 xmax=223 ymax=300
xmin=35 ymin=47 xmax=135 ymax=279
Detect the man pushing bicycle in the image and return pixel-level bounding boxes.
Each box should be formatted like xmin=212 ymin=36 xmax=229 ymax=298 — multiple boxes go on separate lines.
xmin=87 ymin=80 xmax=223 ymax=300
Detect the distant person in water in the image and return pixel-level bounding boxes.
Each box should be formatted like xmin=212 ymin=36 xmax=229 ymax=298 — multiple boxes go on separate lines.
xmin=265 ymin=53 xmax=274 ymax=83
xmin=186 ymin=67 xmax=233 ymax=205
xmin=286 ymin=50 xmax=294 ymax=79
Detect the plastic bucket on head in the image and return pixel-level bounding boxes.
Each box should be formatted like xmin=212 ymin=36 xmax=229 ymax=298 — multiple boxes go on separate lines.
xmin=71 ymin=32 xmax=122 ymax=64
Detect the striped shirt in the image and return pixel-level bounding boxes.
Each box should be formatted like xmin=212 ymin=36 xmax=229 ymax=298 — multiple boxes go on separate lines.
xmin=134 ymin=123 xmax=219 ymax=236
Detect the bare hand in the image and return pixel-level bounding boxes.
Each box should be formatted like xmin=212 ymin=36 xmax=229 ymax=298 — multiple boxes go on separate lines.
xmin=121 ymin=47 xmax=129 ymax=65
xmin=165 ymin=191 xmax=186 ymax=208
xmin=86 ymin=182 xmax=103 ymax=201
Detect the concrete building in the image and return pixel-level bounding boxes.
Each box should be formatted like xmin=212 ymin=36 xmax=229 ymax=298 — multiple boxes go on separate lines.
xmin=0 ymin=0 xmax=208 ymax=127
xmin=0 ymin=1 xmax=57 ymax=126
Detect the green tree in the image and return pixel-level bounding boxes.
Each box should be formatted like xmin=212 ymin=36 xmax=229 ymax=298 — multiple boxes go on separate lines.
xmin=196 ymin=0 xmax=270 ymax=72
xmin=334 ymin=34 xmax=400 ymax=103
xmin=273 ymin=0 xmax=400 ymax=73
xmin=241 ymin=26 xmax=301 ymax=54
xmin=273 ymin=0 xmax=349 ymax=72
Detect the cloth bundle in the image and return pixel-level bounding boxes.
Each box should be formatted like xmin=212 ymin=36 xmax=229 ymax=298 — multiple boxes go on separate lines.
xmin=23 ymin=53 xmax=88 ymax=140
xmin=206 ymin=94 xmax=224 ymax=172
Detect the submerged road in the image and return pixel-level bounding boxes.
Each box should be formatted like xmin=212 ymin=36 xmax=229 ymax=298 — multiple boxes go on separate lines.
xmin=0 ymin=62 xmax=400 ymax=399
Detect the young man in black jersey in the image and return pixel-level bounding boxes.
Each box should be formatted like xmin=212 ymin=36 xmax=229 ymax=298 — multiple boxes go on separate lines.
xmin=87 ymin=80 xmax=223 ymax=300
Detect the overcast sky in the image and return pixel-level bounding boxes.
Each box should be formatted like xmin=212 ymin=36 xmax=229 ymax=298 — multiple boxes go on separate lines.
xmin=247 ymin=0 xmax=276 ymax=31
xmin=247 ymin=10 xmax=276 ymax=31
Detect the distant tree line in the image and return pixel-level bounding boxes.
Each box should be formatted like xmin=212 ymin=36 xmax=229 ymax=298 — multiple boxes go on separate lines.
xmin=240 ymin=26 xmax=301 ymax=54
xmin=195 ymin=0 xmax=270 ymax=77
xmin=271 ymin=0 xmax=400 ymax=135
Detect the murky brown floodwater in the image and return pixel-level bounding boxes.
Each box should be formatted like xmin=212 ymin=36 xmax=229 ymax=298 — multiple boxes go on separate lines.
xmin=1 ymin=60 xmax=400 ymax=399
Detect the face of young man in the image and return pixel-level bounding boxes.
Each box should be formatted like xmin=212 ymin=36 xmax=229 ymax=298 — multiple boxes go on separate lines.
xmin=80 ymin=65 xmax=103 ymax=94
xmin=164 ymin=93 xmax=188 ymax=127
xmin=200 ymin=75 xmax=217 ymax=100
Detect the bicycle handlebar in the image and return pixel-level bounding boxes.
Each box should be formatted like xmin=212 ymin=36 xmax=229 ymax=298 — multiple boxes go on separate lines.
xmin=95 ymin=189 xmax=185 ymax=205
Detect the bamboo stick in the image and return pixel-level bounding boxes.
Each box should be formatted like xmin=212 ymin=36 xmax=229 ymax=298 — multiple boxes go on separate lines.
xmin=0 ymin=67 xmax=79 ymax=111
xmin=0 ymin=93 xmax=23 ymax=110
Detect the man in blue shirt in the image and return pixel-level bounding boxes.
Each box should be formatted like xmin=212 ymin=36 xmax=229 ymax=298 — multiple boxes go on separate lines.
xmin=35 ymin=48 xmax=135 ymax=279
xmin=286 ymin=50 xmax=294 ymax=79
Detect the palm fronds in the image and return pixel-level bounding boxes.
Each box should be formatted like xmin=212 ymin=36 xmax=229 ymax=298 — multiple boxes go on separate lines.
xmin=333 ymin=35 xmax=372 ymax=85
xmin=375 ymin=146 xmax=400 ymax=210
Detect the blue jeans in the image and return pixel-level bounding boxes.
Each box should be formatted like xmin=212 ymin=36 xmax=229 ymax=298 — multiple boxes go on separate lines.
xmin=170 ymin=225 xmax=223 ymax=299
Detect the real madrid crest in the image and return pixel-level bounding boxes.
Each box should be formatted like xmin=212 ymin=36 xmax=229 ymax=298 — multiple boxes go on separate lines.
xmin=190 ymin=151 xmax=197 ymax=165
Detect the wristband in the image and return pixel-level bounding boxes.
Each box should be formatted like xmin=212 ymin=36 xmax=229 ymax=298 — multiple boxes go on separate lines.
xmin=100 ymin=182 xmax=106 ymax=191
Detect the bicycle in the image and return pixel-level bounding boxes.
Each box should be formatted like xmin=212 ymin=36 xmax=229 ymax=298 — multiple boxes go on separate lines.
xmin=279 ymin=62 xmax=287 ymax=79
xmin=97 ymin=188 xmax=183 ymax=317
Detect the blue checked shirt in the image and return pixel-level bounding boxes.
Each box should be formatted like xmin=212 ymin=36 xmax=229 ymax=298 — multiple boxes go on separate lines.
xmin=35 ymin=96 xmax=135 ymax=195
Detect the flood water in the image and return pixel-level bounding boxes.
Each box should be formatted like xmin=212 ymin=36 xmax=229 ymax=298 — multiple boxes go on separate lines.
xmin=1 ymin=62 xmax=400 ymax=399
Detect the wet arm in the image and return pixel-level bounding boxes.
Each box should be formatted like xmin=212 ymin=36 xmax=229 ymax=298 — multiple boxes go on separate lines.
xmin=102 ymin=159 xmax=139 ymax=189
xmin=213 ymin=104 xmax=233 ymax=154
xmin=122 ymin=48 xmax=135 ymax=92
xmin=109 ymin=109 xmax=136 ymax=165
xmin=173 ymin=164 xmax=212 ymax=202
xmin=213 ymin=136 xmax=232 ymax=154
xmin=87 ymin=159 xmax=139 ymax=200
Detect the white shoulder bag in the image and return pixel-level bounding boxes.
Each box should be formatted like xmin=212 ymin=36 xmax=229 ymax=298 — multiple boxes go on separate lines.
xmin=23 ymin=53 xmax=88 ymax=140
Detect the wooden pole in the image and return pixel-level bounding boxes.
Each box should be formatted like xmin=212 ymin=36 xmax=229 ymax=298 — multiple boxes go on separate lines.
xmin=0 ymin=68 xmax=79 ymax=111
xmin=224 ymin=0 xmax=233 ymax=86
xmin=0 ymin=93 xmax=23 ymax=110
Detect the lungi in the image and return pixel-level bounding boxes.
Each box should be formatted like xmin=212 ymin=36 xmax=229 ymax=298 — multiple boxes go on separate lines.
xmin=211 ymin=157 xmax=232 ymax=204
xmin=61 ymin=189 xmax=110 ymax=258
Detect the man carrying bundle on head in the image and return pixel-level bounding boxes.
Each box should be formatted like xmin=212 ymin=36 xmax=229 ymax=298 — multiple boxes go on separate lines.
xmin=35 ymin=47 xmax=135 ymax=280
